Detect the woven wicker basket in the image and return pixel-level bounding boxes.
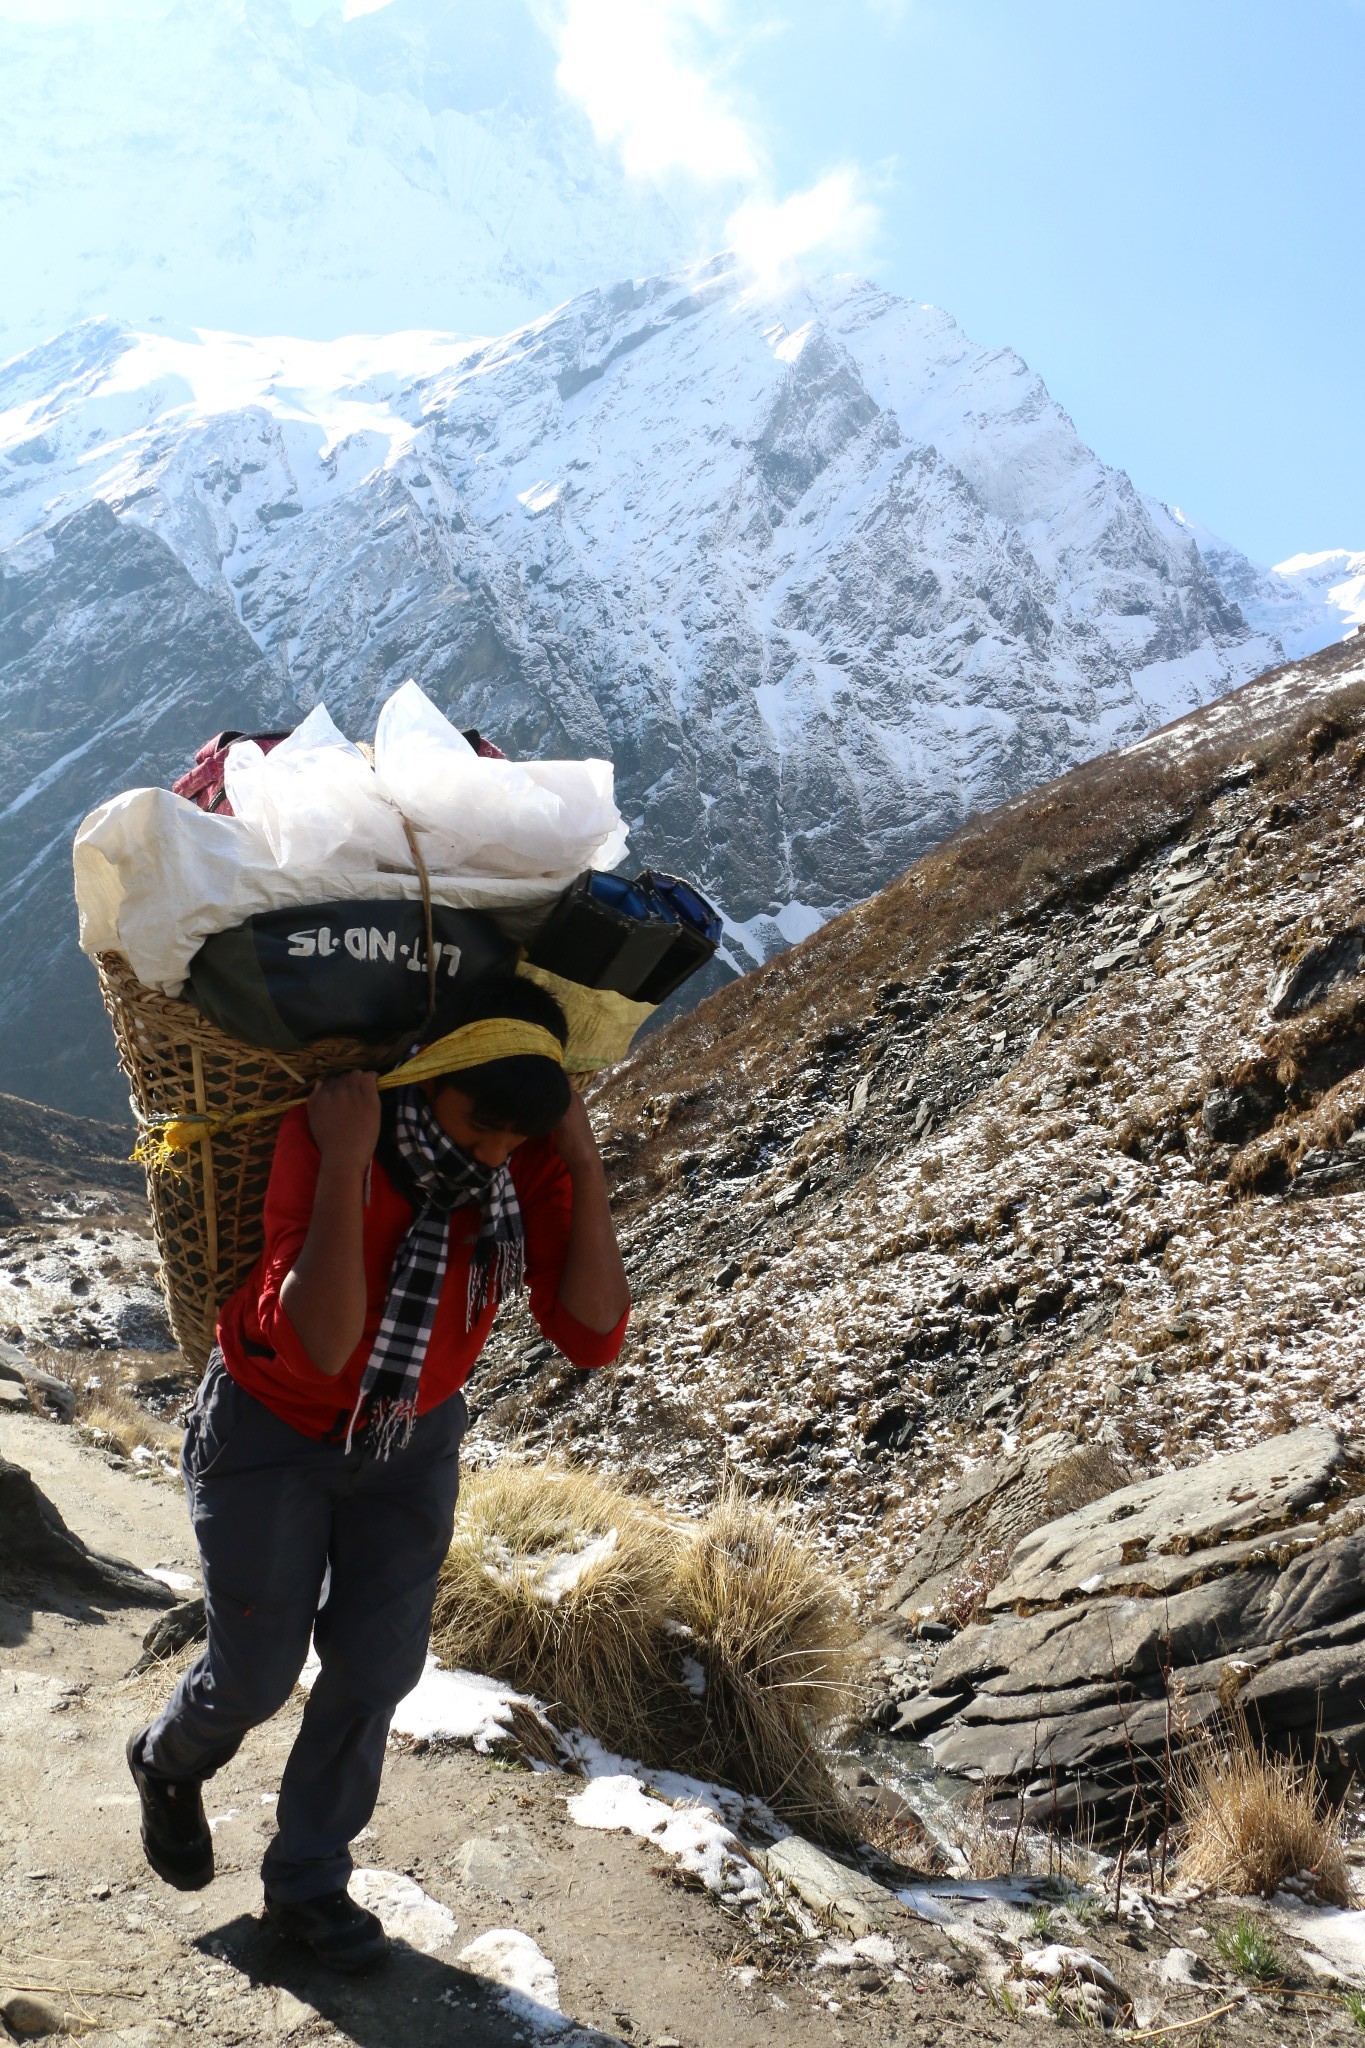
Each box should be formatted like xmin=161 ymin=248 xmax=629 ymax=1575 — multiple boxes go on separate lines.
xmin=95 ymin=951 xmax=390 ymax=1372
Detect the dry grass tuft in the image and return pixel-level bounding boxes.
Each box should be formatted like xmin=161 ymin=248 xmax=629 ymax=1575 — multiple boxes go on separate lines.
xmin=668 ymin=1481 xmax=864 ymax=1839
xmin=1179 ymin=1714 xmax=1352 ymax=1906
xmin=80 ymin=1390 xmax=180 ymax=1460
xmin=431 ymin=1463 xmax=864 ymax=1841
xmin=431 ymin=1462 xmax=678 ymax=1761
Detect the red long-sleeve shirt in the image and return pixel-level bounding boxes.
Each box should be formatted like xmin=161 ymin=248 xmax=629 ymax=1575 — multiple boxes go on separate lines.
xmin=217 ymin=1105 xmax=628 ymax=1438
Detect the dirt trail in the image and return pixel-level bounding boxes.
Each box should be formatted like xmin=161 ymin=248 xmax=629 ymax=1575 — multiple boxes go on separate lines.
xmin=0 ymin=1411 xmax=987 ymax=2048
xmin=3 ymin=1410 xmax=1353 ymax=2046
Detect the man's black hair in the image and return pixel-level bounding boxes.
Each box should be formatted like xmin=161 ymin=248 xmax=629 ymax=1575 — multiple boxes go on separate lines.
xmin=424 ymin=971 xmax=571 ymax=1137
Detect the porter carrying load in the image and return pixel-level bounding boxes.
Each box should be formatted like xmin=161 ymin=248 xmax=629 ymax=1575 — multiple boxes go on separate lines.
xmin=75 ymin=681 xmax=719 ymax=1367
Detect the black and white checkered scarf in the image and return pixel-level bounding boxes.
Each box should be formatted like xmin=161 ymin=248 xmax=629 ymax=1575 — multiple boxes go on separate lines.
xmin=345 ymin=1087 xmax=525 ymax=1459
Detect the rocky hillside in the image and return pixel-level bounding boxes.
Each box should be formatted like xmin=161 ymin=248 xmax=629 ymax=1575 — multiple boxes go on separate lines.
xmin=470 ymin=631 xmax=1365 ymax=1605
xmin=0 ymin=264 xmax=1348 ymax=1117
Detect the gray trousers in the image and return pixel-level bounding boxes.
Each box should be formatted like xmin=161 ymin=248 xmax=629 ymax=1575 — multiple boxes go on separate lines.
xmin=139 ymin=1353 xmax=465 ymax=1902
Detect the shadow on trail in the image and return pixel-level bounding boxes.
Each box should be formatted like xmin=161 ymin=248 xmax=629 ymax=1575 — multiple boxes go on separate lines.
xmin=201 ymin=1912 xmax=621 ymax=2048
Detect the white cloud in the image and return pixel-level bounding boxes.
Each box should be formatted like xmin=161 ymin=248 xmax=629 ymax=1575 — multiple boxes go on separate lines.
xmin=553 ymin=0 xmax=761 ymax=183
xmin=727 ymin=165 xmax=879 ymax=279
xmin=343 ymin=0 xmax=397 ymax=17
xmin=551 ymin=0 xmax=882 ymax=272
xmin=0 ymin=0 xmax=169 ymax=14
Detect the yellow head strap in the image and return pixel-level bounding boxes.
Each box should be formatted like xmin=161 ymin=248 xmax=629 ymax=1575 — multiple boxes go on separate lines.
xmin=387 ymin=1018 xmax=566 ymax=1089
xmin=131 ymin=1017 xmax=567 ymax=1171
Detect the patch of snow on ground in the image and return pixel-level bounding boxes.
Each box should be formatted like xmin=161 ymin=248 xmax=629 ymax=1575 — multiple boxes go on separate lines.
xmin=390 ymin=1654 xmax=542 ymax=1752
xmin=454 ymin=1928 xmax=632 ymax=2042
xmin=563 ymin=1730 xmax=780 ymax=1837
xmin=349 ymin=1868 xmax=456 ymax=1954
xmin=1269 ymin=1898 xmax=1365 ymax=1987
xmin=300 ymin=1645 xmax=542 ymax=1752
xmin=567 ymin=1771 xmax=765 ymax=1905
xmin=147 ymin=1566 xmax=197 ymax=1594
xmin=813 ymin=1933 xmax=897 ymax=1973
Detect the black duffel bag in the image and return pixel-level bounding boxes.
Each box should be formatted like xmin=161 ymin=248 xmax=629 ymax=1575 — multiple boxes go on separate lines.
xmin=526 ymin=869 xmax=722 ymax=1006
xmin=188 ymin=900 xmax=517 ymax=1051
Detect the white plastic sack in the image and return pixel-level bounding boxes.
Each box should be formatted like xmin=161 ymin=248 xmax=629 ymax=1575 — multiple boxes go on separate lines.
xmin=224 ymin=703 xmax=412 ymax=871
xmin=375 ymin=680 xmax=629 ymax=877
xmin=74 ymin=788 xmax=575 ymax=996
xmin=75 ymin=683 xmax=632 ymax=994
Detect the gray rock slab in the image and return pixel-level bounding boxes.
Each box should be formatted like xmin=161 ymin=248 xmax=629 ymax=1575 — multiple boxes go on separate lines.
xmin=1241 ymin=1643 xmax=1365 ymax=1743
xmin=756 ymin=1836 xmax=897 ymax=1938
xmin=935 ymin=1574 xmax=1267 ymax=1697
xmin=1033 ymin=1519 xmax=1329 ymax=1605
xmin=888 ymin=1690 xmax=967 ymax=1739
xmin=0 ymin=1342 xmax=78 ymax=1421
xmin=882 ymin=1432 xmax=1130 ymax=1620
xmin=986 ymin=1424 xmax=1346 ymax=1612
xmin=932 ymin=1686 xmax=1223 ymax=1782
xmin=964 ymin=1678 xmax=1132 ymax=1718
xmin=1260 ymin=1524 xmax=1365 ymax=1642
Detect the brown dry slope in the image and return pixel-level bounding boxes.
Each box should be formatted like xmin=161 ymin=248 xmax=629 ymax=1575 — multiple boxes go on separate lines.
xmin=471 ymin=633 xmax=1365 ymax=1601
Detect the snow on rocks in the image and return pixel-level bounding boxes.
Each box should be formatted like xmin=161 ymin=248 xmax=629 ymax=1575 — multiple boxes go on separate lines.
xmin=567 ymin=1772 xmax=765 ymax=1906
xmin=3 ymin=244 xmax=1347 ymax=1114
xmin=348 ymin=1868 xmax=457 ymax=1955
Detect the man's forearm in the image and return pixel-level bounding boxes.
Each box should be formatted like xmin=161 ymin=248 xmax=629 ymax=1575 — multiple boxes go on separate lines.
xmin=556 ymin=1155 xmax=631 ymax=1334
xmin=279 ymin=1159 xmax=369 ymax=1375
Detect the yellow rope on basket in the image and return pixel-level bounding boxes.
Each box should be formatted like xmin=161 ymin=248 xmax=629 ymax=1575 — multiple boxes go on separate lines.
xmin=132 ymin=1018 xmax=565 ymax=1169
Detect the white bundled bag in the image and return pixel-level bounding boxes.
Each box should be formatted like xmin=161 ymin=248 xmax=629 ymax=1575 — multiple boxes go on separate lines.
xmin=74 ymin=682 xmax=631 ymax=996
xmin=374 ymin=680 xmax=628 ymax=877
xmin=224 ymin=703 xmax=412 ymax=870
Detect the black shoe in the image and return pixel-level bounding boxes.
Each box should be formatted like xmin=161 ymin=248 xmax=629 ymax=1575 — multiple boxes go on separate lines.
xmin=126 ymin=1727 xmax=214 ymax=1892
xmin=264 ymin=1889 xmax=391 ymax=1975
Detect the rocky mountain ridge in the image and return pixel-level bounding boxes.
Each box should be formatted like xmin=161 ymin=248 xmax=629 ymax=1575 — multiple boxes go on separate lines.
xmin=2 ymin=263 xmax=1353 ymax=1118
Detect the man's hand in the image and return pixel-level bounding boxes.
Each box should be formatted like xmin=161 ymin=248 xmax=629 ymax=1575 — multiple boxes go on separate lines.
xmin=307 ymin=1071 xmax=380 ymax=1176
xmin=552 ymin=1089 xmax=603 ymax=1179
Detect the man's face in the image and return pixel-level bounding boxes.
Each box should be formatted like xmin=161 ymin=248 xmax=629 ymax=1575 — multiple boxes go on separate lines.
xmin=429 ymin=1085 xmax=528 ymax=1169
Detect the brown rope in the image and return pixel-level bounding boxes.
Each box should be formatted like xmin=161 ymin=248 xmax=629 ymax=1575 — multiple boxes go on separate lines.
xmin=400 ymin=814 xmax=437 ymax=1027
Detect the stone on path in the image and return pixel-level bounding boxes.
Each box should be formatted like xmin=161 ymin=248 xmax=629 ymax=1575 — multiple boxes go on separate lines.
xmin=756 ymin=1836 xmax=896 ymax=1939
xmin=1 ymin=1991 xmax=70 ymax=2040
xmin=0 ymin=1455 xmax=177 ymax=1607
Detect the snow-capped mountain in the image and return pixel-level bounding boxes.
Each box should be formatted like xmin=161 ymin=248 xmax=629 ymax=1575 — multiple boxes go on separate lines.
xmin=0 ymin=258 xmax=1347 ymax=1118
xmin=0 ymin=0 xmax=728 ymax=359
xmin=1161 ymin=509 xmax=1365 ymax=661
